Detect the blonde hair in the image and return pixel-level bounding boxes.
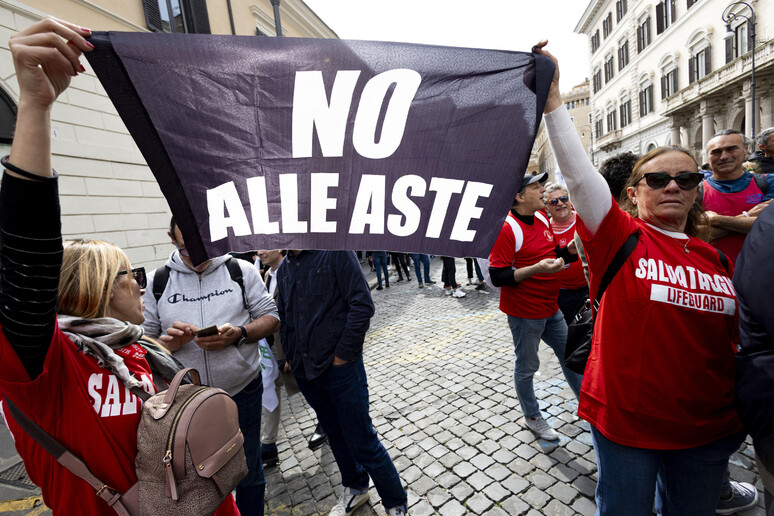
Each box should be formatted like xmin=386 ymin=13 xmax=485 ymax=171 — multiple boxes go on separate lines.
xmin=58 ymin=239 xmax=130 ymax=319
xmin=620 ymin=146 xmax=710 ymax=241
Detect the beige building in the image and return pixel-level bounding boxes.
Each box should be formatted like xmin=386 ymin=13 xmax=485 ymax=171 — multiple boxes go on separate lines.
xmin=532 ymin=80 xmax=593 ymax=183
xmin=0 ymin=0 xmax=335 ymax=269
xmin=576 ymin=0 xmax=774 ymax=165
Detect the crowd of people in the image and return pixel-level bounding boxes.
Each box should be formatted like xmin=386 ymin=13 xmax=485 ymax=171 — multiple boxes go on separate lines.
xmin=0 ymin=17 xmax=773 ymax=516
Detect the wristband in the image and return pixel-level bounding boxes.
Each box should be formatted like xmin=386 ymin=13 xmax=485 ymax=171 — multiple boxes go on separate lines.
xmin=2 ymin=155 xmax=58 ymax=182
xmin=742 ymin=211 xmax=750 ymax=218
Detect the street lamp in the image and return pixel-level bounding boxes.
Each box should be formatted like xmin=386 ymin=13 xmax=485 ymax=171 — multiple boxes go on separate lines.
xmin=579 ymin=124 xmax=595 ymax=166
xmin=271 ymin=0 xmax=283 ymax=37
xmin=722 ymin=1 xmax=756 ymax=140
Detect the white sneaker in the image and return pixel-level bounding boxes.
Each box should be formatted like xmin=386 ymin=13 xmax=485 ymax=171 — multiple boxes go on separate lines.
xmin=453 ymin=288 xmax=466 ymax=298
xmin=524 ymin=415 xmax=559 ymax=440
xmin=329 ymin=487 xmax=370 ymax=516
xmin=444 ymin=288 xmax=453 ymax=295
xmin=387 ymin=507 xmax=408 ymax=516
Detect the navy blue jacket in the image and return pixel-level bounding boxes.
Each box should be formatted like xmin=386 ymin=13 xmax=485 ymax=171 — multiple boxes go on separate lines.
xmin=277 ymin=250 xmax=375 ymax=380
xmin=733 ymin=202 xmax=774 ymax=471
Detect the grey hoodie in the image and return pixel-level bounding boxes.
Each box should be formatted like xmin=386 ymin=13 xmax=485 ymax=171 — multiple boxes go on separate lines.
xmin=141 ymin=252 xmax=279 ymax=395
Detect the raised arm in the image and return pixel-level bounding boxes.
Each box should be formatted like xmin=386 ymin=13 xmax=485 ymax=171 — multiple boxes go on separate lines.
xmin=535 ymin=41 xmax=612 ymax=236
xmin=0 ymin=18 xmax=92 ymax=379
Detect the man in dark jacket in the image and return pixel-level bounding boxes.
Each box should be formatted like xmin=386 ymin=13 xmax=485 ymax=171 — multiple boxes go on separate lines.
xmin=750 ymin=127 xmax=774 ymax=174
xmin=277 ymin=250 xmax=407 ymax=516
xmin=734 ymin=202 xmax=774 ymax=515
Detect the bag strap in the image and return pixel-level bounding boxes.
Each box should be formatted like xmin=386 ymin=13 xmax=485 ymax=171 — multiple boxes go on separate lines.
xmin=592 ymin=232 xmax=640 ymax=314
xmin=225 ymin=257 xmax=249 ymax=311
xmin=717 ymin=248 xmax=730 ymax=275
xmin=152 ymin=265 xmax=171 ymax=303
xmin=753 ymin=172 xmax=768 ymax=196
xmin=3 ymin=397 xmax=134 ymax=516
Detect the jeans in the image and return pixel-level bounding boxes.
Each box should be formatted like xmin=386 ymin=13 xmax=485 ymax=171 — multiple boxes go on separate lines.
xmin=441 ymin=256 xmax=457 ymax=288
xmin=557 ymin=286 xmax=589 ymax=325
xmin=295 ymin=359 xmax=407 ymax=510
xmin=372 ymin=251 xmax=389 ymax=287
xmin=232 ymin=374 xmax=265 ymax=516
xmin=411 ymin=253 xmax=431 ymax=284
xmin=591 ymin=426 xmax=746 ymax=516
xmin=465 ymin=258 xmax=484 ymax=282
xmin=507 ymin=310 xmax=582 ymax=418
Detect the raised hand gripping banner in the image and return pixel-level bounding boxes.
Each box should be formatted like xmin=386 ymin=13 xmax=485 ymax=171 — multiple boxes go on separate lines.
xmin=86 ymin=32 xmax=554 ymax=264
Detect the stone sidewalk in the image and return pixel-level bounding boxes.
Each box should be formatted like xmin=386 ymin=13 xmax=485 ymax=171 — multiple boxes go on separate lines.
xmin=262 ymin=256 xmax=766 ymax=516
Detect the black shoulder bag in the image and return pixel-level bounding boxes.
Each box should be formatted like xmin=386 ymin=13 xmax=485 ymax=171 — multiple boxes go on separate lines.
xmin=565 ymin=232 xmax=639 ymax=374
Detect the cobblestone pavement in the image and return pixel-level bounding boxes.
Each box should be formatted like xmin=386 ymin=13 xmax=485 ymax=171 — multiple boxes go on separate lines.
xmin=263 ymin=257 xmax=766 ymax=516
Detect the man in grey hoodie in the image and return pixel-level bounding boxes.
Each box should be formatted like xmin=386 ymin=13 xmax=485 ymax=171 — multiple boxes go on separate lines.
xmin=142 ymin=218 xmax=279 ymax=516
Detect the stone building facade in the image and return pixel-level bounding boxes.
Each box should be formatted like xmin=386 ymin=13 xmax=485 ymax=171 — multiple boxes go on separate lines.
xmin=576 ymin=0 xmax=774 ymax=165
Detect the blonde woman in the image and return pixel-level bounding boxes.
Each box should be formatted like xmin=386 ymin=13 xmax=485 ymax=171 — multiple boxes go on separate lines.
xmin=0 ymin=18 xmax=237 ymax=515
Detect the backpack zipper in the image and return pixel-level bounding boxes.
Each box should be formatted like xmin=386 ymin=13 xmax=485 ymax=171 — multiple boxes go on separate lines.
xmin=163 ymin=386 xmax=208 ymax=501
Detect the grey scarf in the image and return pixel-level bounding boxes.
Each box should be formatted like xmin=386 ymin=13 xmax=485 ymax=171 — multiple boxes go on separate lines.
xmin=57 ymin=315 xmax=185 ymax=393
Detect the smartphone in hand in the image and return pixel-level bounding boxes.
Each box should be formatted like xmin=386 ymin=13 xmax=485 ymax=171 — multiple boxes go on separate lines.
xmin=195 ymin=324 xmax=219 ymax=338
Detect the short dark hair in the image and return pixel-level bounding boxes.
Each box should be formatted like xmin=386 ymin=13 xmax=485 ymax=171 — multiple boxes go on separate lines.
xmin=169 ymin=216 xmax=177 ymax=235
xmin=599 ymin=151 xmax=639 ymax=204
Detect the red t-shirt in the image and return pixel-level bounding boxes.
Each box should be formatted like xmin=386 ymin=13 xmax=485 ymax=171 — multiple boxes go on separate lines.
xmin=550 ymin=214 xmax=587 ymax=290
xmin=0 ymin=322 xmax=239 ymax=515
xmin=577 ymin=204 xmax=743 ymax=449
xmin=490 ymin=212 xmax=561 ymax=319
xmin=703 ymin=177 xmax=764 ymax=264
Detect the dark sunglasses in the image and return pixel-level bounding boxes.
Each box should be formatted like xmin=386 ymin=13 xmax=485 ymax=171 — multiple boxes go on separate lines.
xmin=117 ymin=267 xmax=147 ymax=289
xmin=547 ymin=195 xmax=569 ymax=206
xmin=634 ymin=172 xmax=704 ymax=190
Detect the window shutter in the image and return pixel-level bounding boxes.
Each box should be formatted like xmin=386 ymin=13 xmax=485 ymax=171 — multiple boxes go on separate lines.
xmin=725 ymin=37 xmax=734 ymax=63
xmin=639 ymin=91 xmax=645 ymax=116
xmin=669 ymin=0 xmax=676 ymax=24
xmin=617 ymin=1 xmax=622 ymax=21
xmin=637 ymin=25 xmax=643 ymax=52
xmin=648 ymin=87 xmax=653 ymax=111
xmin=656 ymin=3 xmax=665 ymax=33
xmin=704 ymin=45 xmax=712 ymax=74
xmin=673 ymin=67 xmax=678 ymax=92
xmin=661 ymin=75 xmax=667 ymax=99
xmin=187 ymin=0 xmax=211 ymax=34
xmin=689 ymin=56 xmax=696 ymax=83
xmin=143 ymin=0 xmax=163 ymax=32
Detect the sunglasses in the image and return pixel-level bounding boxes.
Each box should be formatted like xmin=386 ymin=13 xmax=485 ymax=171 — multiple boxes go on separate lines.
xmin=634 ymin=172 xmax=704 ymax=190
xmin=116 ymin=267 xmax=147 ymax=289
xmin=547 ymin=195 xmax=569 ymax=206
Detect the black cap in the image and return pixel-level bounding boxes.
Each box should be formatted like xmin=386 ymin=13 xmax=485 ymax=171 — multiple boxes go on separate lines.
xmin=519 ymin=171 xmax=548 ymax=191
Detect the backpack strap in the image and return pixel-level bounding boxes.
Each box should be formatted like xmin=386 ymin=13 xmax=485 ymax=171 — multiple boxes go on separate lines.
xmin=593 ymin=232 xmax=640 ymax=315
xmin=225 ymin=257 xmax=249 ymax=311
xmin=716 ymin=248 xmax=730 ymax=275
xmin=3 ymin=397 xmax=135 ymax=516
xmin=152 ymin=265 xmax=171 ymax=303
xmin=753 ymin=173 xmax=768 ymax=196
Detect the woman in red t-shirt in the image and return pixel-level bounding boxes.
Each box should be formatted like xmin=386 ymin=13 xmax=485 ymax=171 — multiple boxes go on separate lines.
xmin=0 ymin=18 xmax=238 ymax=515
xmin=535 ymin=42 xmax=753 ymax=516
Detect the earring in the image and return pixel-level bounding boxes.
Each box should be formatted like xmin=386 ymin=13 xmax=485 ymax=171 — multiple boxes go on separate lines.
xmin=633 ymin=199 xmax=638 ymax=205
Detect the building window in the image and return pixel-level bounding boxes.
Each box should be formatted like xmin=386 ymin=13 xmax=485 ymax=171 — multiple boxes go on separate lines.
xmin=591 ymin=30 xmax=600 ymax=53
xmin=639 ymin=83 xmax=654 ymax=116
xmin=0 ymin=87 xmax=16 ymax=144
xmin=725 ymin=21 xmax=750 ymax=63
xmin=593 ymin=69 xmax=602 ymax=93
xmin=144 ymin=0 xmax=211 ymax=33
xmin=661 ymin=67 xmax=679 ymax=98
xmin=616 ymin=0 xmax=629 ymax=21
xmin=637 ymin=17 xmax=652 ymax=52
xmin=595 ymin=117 xmax=604 ymax=138
xmin=607 ymin=109 xmax=617 ymax=133
xmin=620 ymin=99 xmax=632 ymax=127
xmin=603 ymin=12 xmax=613 ymax=38
xmin=689 ymin=46 xmax=712 ymax=83
xmin=604 ymin=55 xmax=615 ymax=83
xmin=656 ymin=0 xmax=676 ymax=34
xmin=618 ymin=40 xmax=630 ymax=70
xmin=687 ymin=0 xmax=698 ymax=8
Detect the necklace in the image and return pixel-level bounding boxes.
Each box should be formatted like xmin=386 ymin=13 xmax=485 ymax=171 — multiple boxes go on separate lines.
xmin=682 ymin=239 xmax=689 ymax=254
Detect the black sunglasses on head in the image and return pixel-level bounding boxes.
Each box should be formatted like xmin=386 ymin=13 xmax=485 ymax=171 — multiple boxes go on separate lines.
xmin=547 ymin=195 xmax=569 ymax=206
xmin=117 ymin=267 xmax=147 ymax=289
xmin=634 ymin=172 xmax=704 ymax=190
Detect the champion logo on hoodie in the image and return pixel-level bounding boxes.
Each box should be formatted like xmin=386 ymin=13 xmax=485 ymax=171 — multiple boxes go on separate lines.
xmin=167 ymin=287 xmax=235 ymax=304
